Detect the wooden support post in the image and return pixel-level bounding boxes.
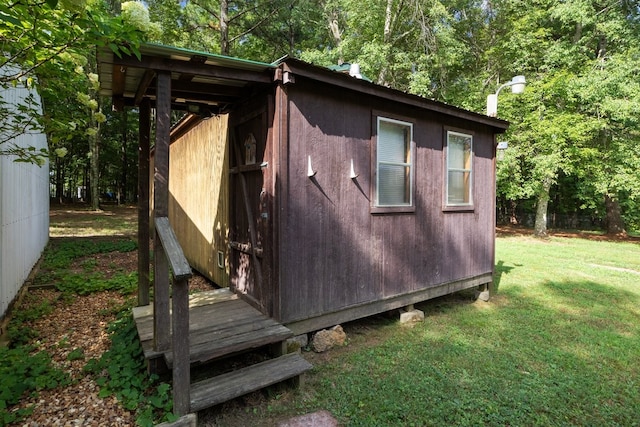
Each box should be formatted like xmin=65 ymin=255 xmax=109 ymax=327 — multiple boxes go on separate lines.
xmin=154 ymin=71 xmax=171 ymax=352
xmin=137 ymin=99 xmax=151 ymax=306
xmin=156 ymin=216 xmax=192 ymax=416
xmin=172 ymin=276 xmax=190 ymax=416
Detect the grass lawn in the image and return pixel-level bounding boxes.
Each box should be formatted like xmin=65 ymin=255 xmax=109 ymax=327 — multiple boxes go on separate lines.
xmin=209 ymin=233 xmax=640 ymax=426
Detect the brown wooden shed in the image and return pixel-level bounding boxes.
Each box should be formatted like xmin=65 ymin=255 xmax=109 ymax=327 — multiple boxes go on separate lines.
xmin=162 ymin=56 xmax=509 ymax=334
xmin=98 ymin=43 xmax=508 ymax=415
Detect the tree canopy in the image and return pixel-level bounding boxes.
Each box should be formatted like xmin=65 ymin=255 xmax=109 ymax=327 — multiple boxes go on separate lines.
xmin=3 ymin=0 xmax=639 ymax=232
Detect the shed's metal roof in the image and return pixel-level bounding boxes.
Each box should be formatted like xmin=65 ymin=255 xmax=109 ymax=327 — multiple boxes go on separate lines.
xmin=137 ymin=43 xmax=275 ymax=69
xmin=97 ymin=43 xmax=275 ymax=113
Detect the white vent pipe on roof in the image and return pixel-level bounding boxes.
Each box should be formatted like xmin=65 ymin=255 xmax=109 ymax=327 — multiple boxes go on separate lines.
xmin=349 ymin=63 xmax=362 ymax=79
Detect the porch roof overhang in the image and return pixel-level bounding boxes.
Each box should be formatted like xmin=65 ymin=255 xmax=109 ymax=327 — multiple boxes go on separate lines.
xmin=97 ymin=43 xmax=276 ymax=114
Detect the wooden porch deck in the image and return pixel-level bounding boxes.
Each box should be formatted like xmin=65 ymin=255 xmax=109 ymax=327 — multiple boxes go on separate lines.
xmin=132 ymin=288 xmax=312 ymax=411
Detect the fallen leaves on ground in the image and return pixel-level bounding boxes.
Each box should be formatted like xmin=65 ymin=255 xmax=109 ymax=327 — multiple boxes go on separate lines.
xmin=8 ymin=251 xmax=215 ymax=426
xmin=12 ymin=289 xmax=136 ymax=427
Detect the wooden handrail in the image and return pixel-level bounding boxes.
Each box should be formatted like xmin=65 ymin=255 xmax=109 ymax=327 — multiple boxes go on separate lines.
xmin=155 ymin=216 xmax=192 ymax=416
xmin=155 ymin=216 xmax=192 ymax=280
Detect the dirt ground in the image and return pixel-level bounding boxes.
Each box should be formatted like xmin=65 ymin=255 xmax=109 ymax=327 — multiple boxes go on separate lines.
xmin=496 ymin=224 xmax=640 ymax=242
xmin=4 ymin=204 xmax=212 ymax=426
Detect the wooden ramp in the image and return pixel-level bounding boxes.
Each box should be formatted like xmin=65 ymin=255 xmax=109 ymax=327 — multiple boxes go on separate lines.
xmin=132 ymin=288 xmax=312 ymax=412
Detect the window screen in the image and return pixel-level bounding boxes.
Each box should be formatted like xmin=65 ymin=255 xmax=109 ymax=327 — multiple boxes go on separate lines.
xmin=377 ymin=118 xmax=413 ymax=206
xmin=446 ymin=131 xmax=473 ymax=205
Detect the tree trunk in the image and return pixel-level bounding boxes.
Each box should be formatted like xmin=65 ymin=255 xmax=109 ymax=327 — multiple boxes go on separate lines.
xmin=83 ymin=165 xmax=89 ymax=203
xmin=509 ymin=200 xmax=518 ymax=224
xmin=377 ymin=0 xmax=395 ymax=86
xmin=534 ymin=175 xmax=553 ymax=237
xmin=220 ymin=0 xmax=229 ymax=55
xmin=89 ymin=126 xmax=100 ymax=210
xmin=327 ymin=8 xmax=343 ymax=63
xmin=55 ymin=157 xmax=63 ymax=202
xmin=120 ymin=109 xmax=128 ymax=204
xmin=604 ymin=194 xmax=626 ymax=235
xmin=383 ymin=0 xmax=393 ymax=43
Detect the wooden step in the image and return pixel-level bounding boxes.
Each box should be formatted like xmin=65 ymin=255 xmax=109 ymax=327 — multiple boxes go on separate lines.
xmin=133 ymin=288 xmax=297 ymax=369
xmin=189 ymin=352 xmax=312 ymax=412
xmin=164 ymin=321 xmax=293 ymax=367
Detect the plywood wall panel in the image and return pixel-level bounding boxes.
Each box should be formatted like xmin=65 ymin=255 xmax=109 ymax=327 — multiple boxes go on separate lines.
xmin=169 ymin=115 xmax=230 ymax=287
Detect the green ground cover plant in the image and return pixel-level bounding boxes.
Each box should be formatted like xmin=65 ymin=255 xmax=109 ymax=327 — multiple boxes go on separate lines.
xmin=223 ymin=235 xmax=640 ymax=426
xmin=53 ymin=271 xmax=138 ymax=295
xmin=5 ymin=293 xmax=57 ymax=346
xmin=0 ymin=220 xmax=158 ymax=426
xmin=0 ymin=346 xmax=70 ymax=426
xmin=41 ymin=239 xmax=137 ymax=270
xmin=33 ymin=238 xmax=138 ymax=295
xmin=84 ymin=311 xmax=176 ymax=427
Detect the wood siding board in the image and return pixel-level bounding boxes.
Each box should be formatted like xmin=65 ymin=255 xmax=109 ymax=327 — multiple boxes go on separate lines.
xmin=263 ymin=94 xmax=277 ymax=317
xmin=279 ymin=88 xmax=320 ymax=320
xmin=280 ymin=82 xmax=380 ymax=322
xmin=341 ymin=132 xmax=375 ymax=305
xmin=277 ymin=79 xmax=498 ymax=324
xmin=169 ymin=115 xmax=230 ymax=287
xmin=273 ymin=84 xmax=289 ymax=321
xmin=414 ymin=120 xmax=443 ymax=289
xmin=490 ymin=132 xmax=497 ymax=286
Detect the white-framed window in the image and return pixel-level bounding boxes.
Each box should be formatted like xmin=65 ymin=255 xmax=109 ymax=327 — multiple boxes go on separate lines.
xmin=446 ymin=131 xmax=473 ymax=206
xmin=375 ymin=117 xmax=414 ymax=207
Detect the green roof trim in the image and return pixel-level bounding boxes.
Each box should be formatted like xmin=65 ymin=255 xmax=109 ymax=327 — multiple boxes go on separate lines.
xmin=139 ymin=42 xmax=276 ymax=70
xmin=327 ymin=62 xmax=372 ymax=82
xmin=327 ymin=63 xmax=351 ymax=72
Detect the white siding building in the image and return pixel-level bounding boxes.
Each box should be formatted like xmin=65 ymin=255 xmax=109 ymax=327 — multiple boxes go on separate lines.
xmin=0 ymin=69 xmax=49 ymax=320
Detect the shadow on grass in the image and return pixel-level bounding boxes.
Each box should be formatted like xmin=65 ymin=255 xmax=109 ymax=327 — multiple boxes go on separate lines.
xmin=33 ymin=236 xmax=139 ymax=289
xmin=537 ymin=279 xmax=640 ymax=339
xmin=493 ymin=259 xmax=515 ymax=294
xmin=194 ymin=270 xmax=640 ymax=427
xmin=295 ymin=277 xmax=640 ymax=427
xmin=49 ymin=203 xmax=137 ymax=238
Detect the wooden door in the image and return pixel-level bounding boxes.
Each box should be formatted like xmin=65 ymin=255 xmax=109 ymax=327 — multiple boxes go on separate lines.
xmin=229 ymin=110 xmax=269 ymax=312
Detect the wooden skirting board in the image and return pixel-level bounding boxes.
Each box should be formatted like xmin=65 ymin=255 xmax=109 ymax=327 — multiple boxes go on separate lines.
xmin=285 ymin=273 xmax=493 ymax=335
